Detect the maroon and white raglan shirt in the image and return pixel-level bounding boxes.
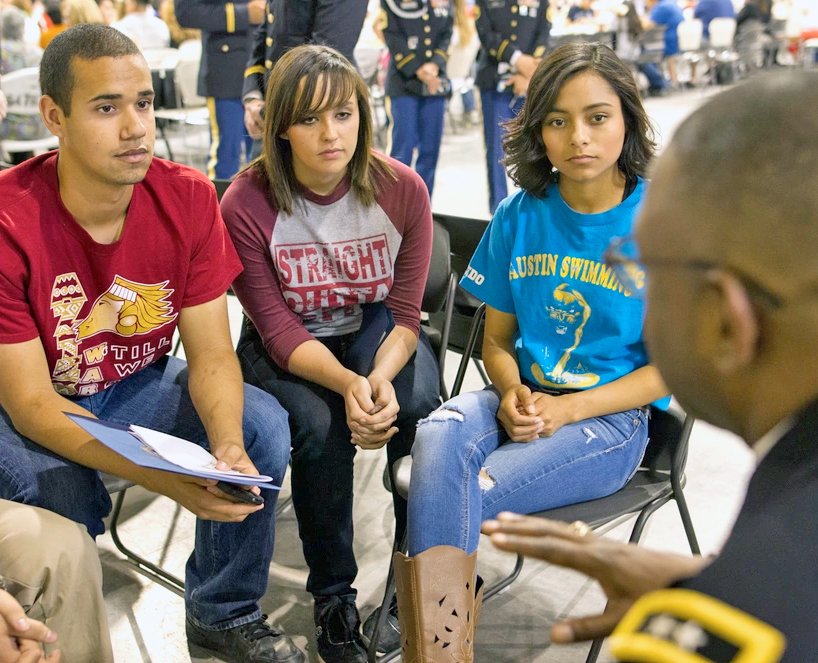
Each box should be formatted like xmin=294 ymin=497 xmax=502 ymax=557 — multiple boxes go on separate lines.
xmin=220 ymin=154 xmax=433 ymax=370
xmin=0 ymin=153 xmax=242 ymax=397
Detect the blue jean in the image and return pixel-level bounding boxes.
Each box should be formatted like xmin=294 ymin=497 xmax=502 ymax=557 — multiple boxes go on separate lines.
xmin=207 ymin=97 xmax=254 ymax=180
xmin=407 ymin=387 xmax=649 ymax=556
xmin=387 ymin=94 xmax=446 ymax=197
xmin=0 ymin=355 xmax=291 ymax=631
xmin=480 ymin=89 xmax=525 ymax=214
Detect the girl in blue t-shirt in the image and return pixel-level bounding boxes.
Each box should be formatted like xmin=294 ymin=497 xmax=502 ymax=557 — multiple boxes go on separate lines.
xmin=389 ymin=43 xmax=671 ymax=662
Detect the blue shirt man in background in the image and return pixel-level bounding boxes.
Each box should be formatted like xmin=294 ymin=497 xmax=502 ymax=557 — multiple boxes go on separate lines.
xmin=646 ymin=0 xmax=684 ymax=85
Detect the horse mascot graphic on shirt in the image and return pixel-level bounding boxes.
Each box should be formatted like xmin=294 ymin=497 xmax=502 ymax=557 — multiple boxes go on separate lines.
xmin=75 ymin=276 xmax=177 ymax=341
xmin=531 ymin=283 xmax=600 ymax=388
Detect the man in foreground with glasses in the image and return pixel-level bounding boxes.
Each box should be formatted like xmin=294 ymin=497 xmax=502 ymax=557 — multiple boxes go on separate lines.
xmin=483 ymin=71 xmax=818 ymax=662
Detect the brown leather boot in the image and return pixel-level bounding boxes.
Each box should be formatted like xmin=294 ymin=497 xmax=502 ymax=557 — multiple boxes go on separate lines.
xmin=392 ymin=546 xmax=482 ymax=663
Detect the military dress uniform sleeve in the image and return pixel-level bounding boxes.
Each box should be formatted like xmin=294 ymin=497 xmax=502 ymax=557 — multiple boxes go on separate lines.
xmin=243 ymin=12 xmax=270 ymax=101
xmin=381 ymin=4 xmax=425 ymax=79
xmin=475 ymin=0 xmax=514 ymax=63
xmin=530 ymin=0 xmax=550 ymax=58
xmin=175 ymin=0 xmax=251 ymax=34
xmin=431 ymin=8 xmax=453 ymax=74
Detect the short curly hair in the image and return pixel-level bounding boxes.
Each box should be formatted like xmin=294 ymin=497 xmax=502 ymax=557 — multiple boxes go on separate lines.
xmin=503 ymin=43 xmax=657 ymax=198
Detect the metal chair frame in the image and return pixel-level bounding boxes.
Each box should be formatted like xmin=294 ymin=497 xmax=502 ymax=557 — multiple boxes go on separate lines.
xmin=367 ymin=302 xmax=700 ymax=663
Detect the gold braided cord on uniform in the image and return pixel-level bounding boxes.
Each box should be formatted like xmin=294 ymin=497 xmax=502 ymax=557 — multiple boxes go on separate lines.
xmin=244 ymin=65 xmax=265 ymax=77
xmin=497 ymin=39 xmax=509 ymax=61
xmin=395 ymin=53 xmax=416 ymax=69
xmin=434 ymin=48 xmax=448 ymax=60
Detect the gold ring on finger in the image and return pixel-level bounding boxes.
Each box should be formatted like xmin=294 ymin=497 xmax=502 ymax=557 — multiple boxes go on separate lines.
xmin=570 ymin=520 xmax=591 ymax=538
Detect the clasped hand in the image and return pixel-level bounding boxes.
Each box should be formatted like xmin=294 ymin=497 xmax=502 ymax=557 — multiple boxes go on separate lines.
xmin=344 ymin=374 xmax=400 ymax=449
xmin=416 ymin=63 xmax=443 ymax=95
xmin=0 ymin=589 xmax=59 ymax=663
xmin=497 ymin=384 xmax=576 ymax=442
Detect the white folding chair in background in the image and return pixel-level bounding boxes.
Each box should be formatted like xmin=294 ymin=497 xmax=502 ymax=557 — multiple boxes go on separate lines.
xmin=153 ymin=39 xmax=209 ymax=164
xmin=707 ymin=17 xmax=739 ymax=83
xmin=676 ymin=19 xmax=705 ymax=87
xmin=0 ymin=68 xmax=59 ymax=159
xmin=142 ymin=47 xmax=181 ymax=160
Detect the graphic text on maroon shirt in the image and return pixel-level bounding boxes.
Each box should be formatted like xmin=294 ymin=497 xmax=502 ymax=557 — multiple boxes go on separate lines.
xmin=275 ymin=234 xmax=394 ymax=324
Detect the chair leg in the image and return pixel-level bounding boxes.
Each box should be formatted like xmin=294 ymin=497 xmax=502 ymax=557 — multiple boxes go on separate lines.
xmin=473 ymin=358 xmax=490 ymax=386
xmin=628 ymin=495 xmax=672 ymax=544
xmin=158 ymin=121 xmax=175 ymax=162
xmin=584 ymin=636 xmax=604 ymax=663
xmin=673 ymin=485 xmax=700 ymax=555
xmin=275 ymin=494 xmax=293 ymax=517
xmin=109 ymin=489 xmax=185 ymax=593
xmin=367 ymin=530 xmax=407 ymax=663
xmin=483 ymin=553 xmax=525 ymax=601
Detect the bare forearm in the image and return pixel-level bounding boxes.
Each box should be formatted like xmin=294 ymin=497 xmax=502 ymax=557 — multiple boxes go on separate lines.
xmin=369 ymin=326 xmax=417 ymax=383
xmin=187 ymin=349 xmax=246 ymax=448
xmin=287 ymin=340 xmax=358 ymax=394
xmin=12 ymin=392 xmax=159 ymax=487
xmin=563 ymin=365 xmax=669 ymax=422
xmin=483 ymin=338 xmax=524 ymax=396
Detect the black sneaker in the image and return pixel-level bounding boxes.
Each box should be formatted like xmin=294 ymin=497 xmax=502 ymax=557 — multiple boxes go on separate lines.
xmin=361 ymin=597 xmax=400 ymax=655
xmin=314 ymin=596 xmax=368 ymax=663
xmin=187 ymin=615 xmax=305 ymax=663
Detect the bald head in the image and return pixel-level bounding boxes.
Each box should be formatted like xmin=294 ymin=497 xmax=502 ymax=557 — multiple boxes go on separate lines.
xmin=640 ymin=72 xmax=818 ymax=294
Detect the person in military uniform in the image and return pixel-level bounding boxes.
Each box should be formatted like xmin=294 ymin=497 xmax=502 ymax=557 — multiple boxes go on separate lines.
xmin=176 ymin=0 xmax=264 ymax=179
xmin=475 ymin=0 xmax=550 ymax=213
xmin=380 ymin=0 xmax=456 ymax=198
xmin=241 ymin=0 xmax=368 ymax=140
xmin=483 ymin=71 xmax=818 ymax=663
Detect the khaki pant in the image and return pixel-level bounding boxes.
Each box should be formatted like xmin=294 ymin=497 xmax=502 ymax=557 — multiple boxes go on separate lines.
xmin=0 ymin=500 xmax=114 ymax=663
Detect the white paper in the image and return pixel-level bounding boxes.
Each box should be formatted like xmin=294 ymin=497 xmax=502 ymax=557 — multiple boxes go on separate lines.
xmin=128 ymin=425 xmax=273 ymax=482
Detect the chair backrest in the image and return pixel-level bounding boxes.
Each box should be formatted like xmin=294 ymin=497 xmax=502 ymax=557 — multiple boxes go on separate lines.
xmin=213 ymin=179 xmax=232 ymax=202
xmin=642 ymin=406 xmax=685 ymax=474
xmin=175 ymin=57 xmax=206 ymax=107
xmin=1 ymin=68 xmax=43 ymax=117
xmin=638 ymin=25 xmax=667 ymax=51
xmin=177 ymin=38 xmax=202 ymax=61
xmin=708 ymin=17 xmax=737 ymax=48
xmin=677 ymin=19 xmax=704 ymax=51
xmin=423 ymin=220 xmax=452 ymax=314
xmin=142 ymin=46 xmax=181 ymax=71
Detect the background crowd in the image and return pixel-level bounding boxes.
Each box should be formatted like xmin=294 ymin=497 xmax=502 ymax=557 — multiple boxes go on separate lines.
xmin=0 ymin=2 xmax=818 ymax=663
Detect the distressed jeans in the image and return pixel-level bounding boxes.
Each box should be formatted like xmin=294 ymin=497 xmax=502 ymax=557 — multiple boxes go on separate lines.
xmin=407 ymin=386 xmax=649 ymax=556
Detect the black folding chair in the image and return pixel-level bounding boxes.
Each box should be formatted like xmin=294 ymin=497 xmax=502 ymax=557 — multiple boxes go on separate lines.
xmin=368 ymin=303 xmax=700 ymax=663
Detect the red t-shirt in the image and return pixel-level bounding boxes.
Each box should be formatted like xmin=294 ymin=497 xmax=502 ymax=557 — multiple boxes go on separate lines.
xmin=0 ymin=153 xmax=243 ymax=397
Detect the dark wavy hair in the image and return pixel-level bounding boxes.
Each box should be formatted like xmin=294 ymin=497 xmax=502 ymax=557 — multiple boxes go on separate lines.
xmin=251 ymin=44 xmax=395 ymax=215
xmin=503 ymin=43 xmax=657 ymax=198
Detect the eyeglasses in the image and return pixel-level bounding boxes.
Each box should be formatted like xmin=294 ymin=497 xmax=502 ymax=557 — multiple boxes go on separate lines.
xmin=603 ymin=235 xmax=786 ymax=308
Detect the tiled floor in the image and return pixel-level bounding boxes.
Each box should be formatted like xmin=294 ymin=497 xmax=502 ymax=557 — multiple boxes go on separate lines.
xmin=99 ymin=86 xmax=758 ymax=662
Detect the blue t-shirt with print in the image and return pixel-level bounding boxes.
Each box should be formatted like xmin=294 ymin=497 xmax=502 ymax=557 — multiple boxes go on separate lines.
xmin=461 ymin=178 xmax=670 ymax=409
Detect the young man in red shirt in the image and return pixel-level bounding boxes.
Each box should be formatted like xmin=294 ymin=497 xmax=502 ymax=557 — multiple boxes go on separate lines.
xmin=0 ymin=24 xmax=304 ymax=663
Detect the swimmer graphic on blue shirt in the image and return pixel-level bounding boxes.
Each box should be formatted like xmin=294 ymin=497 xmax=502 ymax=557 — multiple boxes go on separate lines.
xmin=531 ymin=283 xmax=601 ymax=388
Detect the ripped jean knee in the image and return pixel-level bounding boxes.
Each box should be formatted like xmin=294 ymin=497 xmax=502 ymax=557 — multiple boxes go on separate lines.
xmin=417 ymin=404 xmax=466 ymax=426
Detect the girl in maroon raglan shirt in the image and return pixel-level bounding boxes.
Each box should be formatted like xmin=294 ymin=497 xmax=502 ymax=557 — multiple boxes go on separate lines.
xmin=220 ymin=45 xmax=440 ymax=662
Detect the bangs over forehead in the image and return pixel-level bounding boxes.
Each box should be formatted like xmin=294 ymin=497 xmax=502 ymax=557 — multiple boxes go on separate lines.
xmin=290 ymin=67 xmax=358 ymax=124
